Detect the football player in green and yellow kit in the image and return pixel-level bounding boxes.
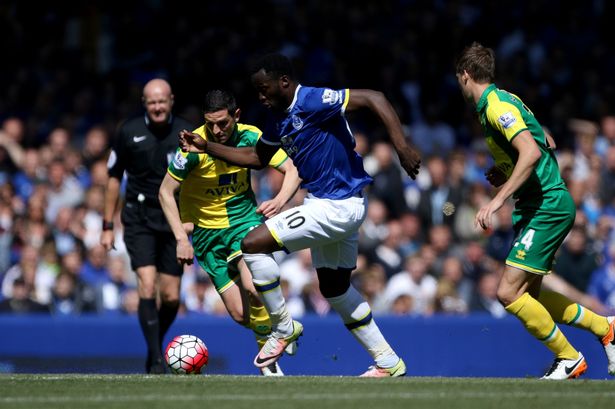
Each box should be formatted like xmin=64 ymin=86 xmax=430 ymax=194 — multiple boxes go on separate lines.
xmin=159 ymin=90 xmax=301 ymax=376
xmin=456 ymin=42 xmax=615 ymax=380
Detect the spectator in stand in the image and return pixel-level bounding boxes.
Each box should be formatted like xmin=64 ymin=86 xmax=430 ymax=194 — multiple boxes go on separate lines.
xmin=426 ymin=224 xmax=463 ymax=276
xmin=41 ymin=128 xmax=71 ymax=163
xmin=80 ymin=244 xmax=110 ymax=288
xmin=0 ymin=277 xmax=49 ymax=314
xmin=470 ymin=269 xmax=507 ymax=318
xmin=44 ymin=159 xmax=85 ymax=224
xmin=352 ymin=263 xmax=388 ymax=315
xmin=460 ymin=240 xmax=491 ymax=283
xmin=596 ymin=115 xmax=615 ymax=158
xmin=277 ymin=249 xmax=313 ymax=301
xmin=397 ymin=211 xmax=422 ymax=258
xmin=373 ymin=220 xmax=405 ymax=279
xmin=368 ymin=141 xmax=409 ymax=219
xmin=358 ymin=197 xmax=389 ymax=255
xmin=0 ymin=122 xmax=24 ymax=182
xmin=434 ymin=256 xmax=473 ymax=314
xmin=464 ymin=139 xmax=494 ymax=188
xmin=384 ymin=254 xmax=437 ymax=316
xmin=98 ymin=255 xmax=134 ymax=314
xmin=49 ymin=271 xmax=96 ymax=315
xmin=12 ymin=148 xmax=44 ymax=202
xmin=485 ymin=200 xmax=515 ymax=262
xmin=0 ymin=195 xmax=14 ymax=273
xmin=409 ymin=101 xmax=455 ymax=158
xmin=81 ymin=125 xmax=110 ymax=169
xmin=569 ymin=118 xmax=599 ymax=184
xmin=599 ymin=146 xmax=615 ymax=211
xmin=1 ymin=244 xmax=55 ymax=305
xmin=416 ymin=156 xmax=463 ymax=234
xmin=587 ymin=244 xmax=615 ymax=312
xmin=454 ymin=182 xmax=491 ymax=242
xmin=390 ymin=294 xmax=414 ymax=315
xmin=554 ymin=225 xmax=601 ymax=292
xmin=52 ymin=207 xmax=82 ymax=257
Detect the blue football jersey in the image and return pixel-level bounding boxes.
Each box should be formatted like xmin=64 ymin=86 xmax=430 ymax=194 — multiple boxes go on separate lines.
xmin=260 ymin=85 xmax=372 ymax=199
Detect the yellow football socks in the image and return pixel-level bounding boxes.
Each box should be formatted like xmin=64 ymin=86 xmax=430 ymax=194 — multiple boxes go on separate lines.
xmin=538 ymin=290 xmax=609 ymax=338
xmin=506 ymin=292 xmax=578 ymax=360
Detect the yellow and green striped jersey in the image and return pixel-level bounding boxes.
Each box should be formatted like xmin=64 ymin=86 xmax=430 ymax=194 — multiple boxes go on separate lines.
xmin=476 ymin=84 xmax=566 ymax=198
xmin=167 ymin=123 xmax=288 ymax=229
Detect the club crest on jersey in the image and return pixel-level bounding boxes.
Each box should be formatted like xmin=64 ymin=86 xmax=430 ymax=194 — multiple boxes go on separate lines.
xmin=291 ymin=115 xmax=303 ymax=130
xmin=172 ymin=151 xmax=187 ymax=169
xmin=322 ymin=88 xmax=342 ymax=105
xmin=498 ymin=112 xmax=517 ymax=129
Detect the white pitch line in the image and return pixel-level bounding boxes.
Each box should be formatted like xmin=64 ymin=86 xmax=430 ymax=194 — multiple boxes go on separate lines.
xmin=2 ymin=390 xmax=615 ymax=403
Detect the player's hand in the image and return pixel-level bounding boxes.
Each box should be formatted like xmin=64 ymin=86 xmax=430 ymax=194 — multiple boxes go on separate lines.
xmin=397 ymin=146 xmax=421 ymax=180
xmin=256 ymin=199 xmax=284 ymax=219
xmin=100 ymin=230 xmax=115 ymax=251
xmin=474 ymin=197 xmax=504 ymax=230
xmin=182 ymin=222 xmax=194 ymax=236
xmin=485 ymin=166 xmax=508 ymax=187
xmin=176 ymin=237 xmax=194 ymax=265
xmin=179 ymin=130 xmax=207 ymax=153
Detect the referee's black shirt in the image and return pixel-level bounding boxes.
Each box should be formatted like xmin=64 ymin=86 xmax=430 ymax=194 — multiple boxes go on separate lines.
xmin=108 ymin=114 xmax=194 ymax=208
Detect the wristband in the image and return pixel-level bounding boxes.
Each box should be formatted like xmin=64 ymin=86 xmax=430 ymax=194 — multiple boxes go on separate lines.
xmin=102 ymin=220 xmax=114 ymax=231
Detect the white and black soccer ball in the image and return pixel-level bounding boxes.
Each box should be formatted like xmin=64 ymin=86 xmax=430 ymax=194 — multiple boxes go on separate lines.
xmin=164 ymin=334 xmax=209 ymax=374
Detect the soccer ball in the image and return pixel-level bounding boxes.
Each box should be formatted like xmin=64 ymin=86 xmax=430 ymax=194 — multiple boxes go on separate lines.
xmin=164 ymin=334 xmax=209 ymax=374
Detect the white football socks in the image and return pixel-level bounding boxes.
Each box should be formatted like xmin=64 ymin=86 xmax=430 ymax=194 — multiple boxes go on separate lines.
xmin=242 ymin=252 xmax=293 ymax=336
xmin=327 ymin=286 xmax=399 ymax=368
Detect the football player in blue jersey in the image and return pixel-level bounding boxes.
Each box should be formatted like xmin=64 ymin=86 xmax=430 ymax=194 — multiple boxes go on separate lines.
xmin=180 ymin=53 xmax=421 ymax=376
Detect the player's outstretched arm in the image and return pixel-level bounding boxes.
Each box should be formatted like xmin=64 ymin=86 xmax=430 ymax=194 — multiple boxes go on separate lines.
xmin=159 ymin=173 xmax=194 ymax=265
xmin=346 ymin=89 xmax=421 ymax=179
xmin=179 ymin=129 xmax=275 ymax=170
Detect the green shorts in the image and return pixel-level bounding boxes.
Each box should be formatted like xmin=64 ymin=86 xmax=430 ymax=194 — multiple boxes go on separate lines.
xmin=192 ymin=219 xmax=261 ymax=293
xmin=506 ymin=188 xmax=575 ymax=275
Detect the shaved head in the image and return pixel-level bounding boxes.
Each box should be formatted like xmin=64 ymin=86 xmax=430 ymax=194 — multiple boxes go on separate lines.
xmin=143 ymin=78 xmax=172 ymax=99
xmin=142 ymin=78 xmax=174 ymax=126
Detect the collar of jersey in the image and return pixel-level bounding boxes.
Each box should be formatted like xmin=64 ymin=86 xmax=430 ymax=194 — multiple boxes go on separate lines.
xmin=476 ymin=84 xmax=497 ymax=113
xmin=285 ymin=84 xmax=302 ymax=113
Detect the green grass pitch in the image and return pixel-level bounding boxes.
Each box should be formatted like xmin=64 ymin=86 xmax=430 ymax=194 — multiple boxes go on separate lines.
xmin=1 ymin=374 xmax=614 ymax=409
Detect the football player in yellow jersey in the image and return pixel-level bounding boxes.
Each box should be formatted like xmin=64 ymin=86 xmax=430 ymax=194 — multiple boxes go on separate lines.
xmin=456 ymin=42 xmax=615 ymax=379
xmin=159 ymin=90 xmax=301 ymax=376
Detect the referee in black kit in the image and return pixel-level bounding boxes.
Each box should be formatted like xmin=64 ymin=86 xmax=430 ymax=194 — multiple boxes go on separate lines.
xmin=100 ymin=78 xmax=194 ymax=374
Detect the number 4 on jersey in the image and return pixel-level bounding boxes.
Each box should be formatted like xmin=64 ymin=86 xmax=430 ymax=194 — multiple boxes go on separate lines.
xmin=517 ymin=229 xmax=535 ymax=250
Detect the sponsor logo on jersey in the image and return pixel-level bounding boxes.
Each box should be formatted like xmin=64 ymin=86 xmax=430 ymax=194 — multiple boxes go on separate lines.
xmin=280 ymin=135 xmax=298 ymax=155
xmin=322 ymin=88 xmax=342 ymax=105
xmin=133 ymin=135 xmax=147 ymax=143
xmin=498 ymin=112 xmax=516 ymax=129
xmin=204 ymin=181 xmax=248 ymax=197
xmin=292 ymin=114 xmax=303 ymax=130
xmin=172 ymin=151 xmax=188 ymax=169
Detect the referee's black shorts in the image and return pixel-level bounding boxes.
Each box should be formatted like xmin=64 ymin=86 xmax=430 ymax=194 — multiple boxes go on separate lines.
xmin=121 ymin=202 xmax=183 ymax=276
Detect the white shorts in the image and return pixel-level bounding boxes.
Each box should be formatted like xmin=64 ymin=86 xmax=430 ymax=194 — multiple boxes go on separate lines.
xmin=265 ymin=193 xmax=367 ymax=269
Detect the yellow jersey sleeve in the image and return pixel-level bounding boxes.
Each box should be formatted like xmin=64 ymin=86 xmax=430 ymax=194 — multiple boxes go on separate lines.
xmin=485 ymin=94 xmax=528 ymax=142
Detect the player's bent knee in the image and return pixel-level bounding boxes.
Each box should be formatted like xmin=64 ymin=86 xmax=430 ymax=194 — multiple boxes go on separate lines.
xmin=241 ymin=225 xmax=278 ymax=254
xmin=496 ymin=288 xmax=517 ymax=307
xmin=317 ymin=267 xmax=352 ymax=298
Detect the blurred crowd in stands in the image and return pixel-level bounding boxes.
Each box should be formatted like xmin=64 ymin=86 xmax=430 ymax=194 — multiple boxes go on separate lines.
xmin=0 ymin=1 xmax=614 ymax=318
